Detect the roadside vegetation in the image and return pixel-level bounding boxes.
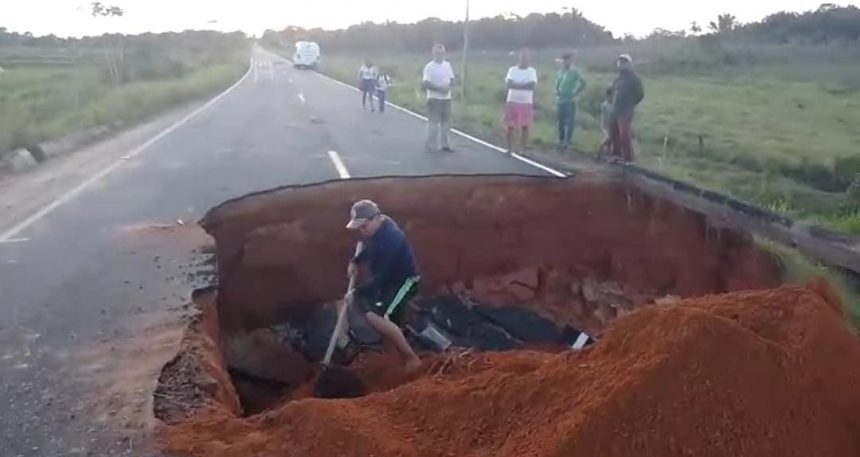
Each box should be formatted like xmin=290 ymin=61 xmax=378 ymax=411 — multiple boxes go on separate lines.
xmin=264 ymin=5 xmax=860 ymax=234
xmin=759 ymin=237 xmax=860 ymax=330
xmin=0 ymin=27 xmax=250 ymax=155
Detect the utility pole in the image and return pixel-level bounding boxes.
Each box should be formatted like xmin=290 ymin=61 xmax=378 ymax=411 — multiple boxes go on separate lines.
xmin=461 ymin=0 xmax=470 ymax=102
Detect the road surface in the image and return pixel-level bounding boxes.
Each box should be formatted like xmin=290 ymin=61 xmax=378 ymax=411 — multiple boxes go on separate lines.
xmin=0 ymin=47 xmax=553 ymax=456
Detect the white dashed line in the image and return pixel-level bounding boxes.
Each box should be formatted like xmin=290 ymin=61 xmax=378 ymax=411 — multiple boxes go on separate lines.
xmin=327 ymin=151 xmax=351 ymax=179
xmin=0 ymin=60 xmax=255 ymax=242
xmin=298 ymin=93 xmax=306 ymax=104
xmin=0 ymin=238 xmax=28 ymax=244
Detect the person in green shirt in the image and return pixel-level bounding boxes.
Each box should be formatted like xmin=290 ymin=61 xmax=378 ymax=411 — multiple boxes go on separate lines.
xmin=555 ymin=52 xmax=587 ymax=151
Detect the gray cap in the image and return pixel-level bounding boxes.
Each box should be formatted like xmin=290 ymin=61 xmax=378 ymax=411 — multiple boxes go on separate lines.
xmin=346 ymin=199 xmax=381 ymax=229
xmin=618 ymin=53 xmax=633 ymax=63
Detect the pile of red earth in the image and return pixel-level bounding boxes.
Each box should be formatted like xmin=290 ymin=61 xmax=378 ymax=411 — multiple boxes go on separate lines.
xmin=161 ymin=282 xmax=860 ymax=457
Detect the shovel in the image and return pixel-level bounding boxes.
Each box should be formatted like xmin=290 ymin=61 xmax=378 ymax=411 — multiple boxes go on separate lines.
xmin=315 ymin=247 xmax=367 ymax=399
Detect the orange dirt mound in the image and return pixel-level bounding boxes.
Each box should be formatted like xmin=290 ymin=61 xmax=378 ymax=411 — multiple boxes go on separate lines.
xmin=161 ymin=284 xmax=860 ymax=457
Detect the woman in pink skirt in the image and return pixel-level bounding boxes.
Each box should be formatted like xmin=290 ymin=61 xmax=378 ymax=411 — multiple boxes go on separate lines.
xmin=504 ymin=49 xmax=538 ymax=154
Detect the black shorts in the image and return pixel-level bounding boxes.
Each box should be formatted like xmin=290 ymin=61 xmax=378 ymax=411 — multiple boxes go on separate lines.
xmin=355 ymin=276 xmax=420 ymax=326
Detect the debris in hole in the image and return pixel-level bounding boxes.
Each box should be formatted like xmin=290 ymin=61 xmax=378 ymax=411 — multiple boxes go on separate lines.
xmin=161 ymin=283 xmax=860 ymax=457
xmin=154 ymin=175 xmax=847 ymax=456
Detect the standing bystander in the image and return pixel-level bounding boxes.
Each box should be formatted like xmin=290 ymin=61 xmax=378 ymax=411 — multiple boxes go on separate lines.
xmin=375 ymin=69 xmax=391 ymax=114
xmin=358 ymin=60 xmax=379 ymax=112
xmin=503 ymin=48 xmax=538 ymax=154
xmin=609 ymin=54 xmax=644 ymax=162
xmin=422 ymin=44 xmax=455 ymax=152
xmin=555 ymin=52 xmax=587 ymax=151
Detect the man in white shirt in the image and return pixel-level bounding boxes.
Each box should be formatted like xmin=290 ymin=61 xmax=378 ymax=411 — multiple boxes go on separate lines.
xmin=422 ymin=44 xmax=455 ymax=152
xmin=504 ymin=49 xmax=538 ymax=154
xmin=358 ymin=60 xmax=379 ymax=111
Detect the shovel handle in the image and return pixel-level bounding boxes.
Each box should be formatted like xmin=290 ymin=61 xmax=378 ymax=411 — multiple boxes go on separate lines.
xmin=322 ymin=242 xmax=363 ymax=367
xmin=322 ymin=275 xmax=356 ymax=366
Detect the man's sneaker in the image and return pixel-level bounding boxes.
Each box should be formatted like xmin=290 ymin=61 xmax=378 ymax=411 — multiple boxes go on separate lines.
xmin=441 ymin=146 xmax=454 ymax=153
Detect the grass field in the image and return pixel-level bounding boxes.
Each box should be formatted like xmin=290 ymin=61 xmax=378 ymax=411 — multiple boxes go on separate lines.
xmin=0 ymin=63 xmax=246 ymax=153
xmin=316 ymin=41 xmax=860 ymax=234
xmin=0 ymin=37 xmax=249 ymax=155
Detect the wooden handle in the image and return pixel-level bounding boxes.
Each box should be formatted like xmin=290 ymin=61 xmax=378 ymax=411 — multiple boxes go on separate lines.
xmin=322 ymin=275 xmax=356 ymax=366
xmin=322 ymin=242 xmax=363 ymax=367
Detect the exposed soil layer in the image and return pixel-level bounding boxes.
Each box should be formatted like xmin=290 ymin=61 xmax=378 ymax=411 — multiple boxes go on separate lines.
xmin=161 ymin=282 xmax=860 ymax=457
xmin=153 ymin=289 xmax=241 ymax=424
xmin=155 ymin=174 xmax=818 ymax=453
xmin=201 ymin=175 xmax=782 ymax=331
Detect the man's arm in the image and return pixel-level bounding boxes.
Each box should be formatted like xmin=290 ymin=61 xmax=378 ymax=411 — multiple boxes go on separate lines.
xmin=573 ymin=72 xmax=587 ymax=98
xmin=355 ymin=240 xmax=400 ymax=299
xmin=423 ymin=80 xmax=441 ymax=92
xmin=507 ymin=80 xmax=536 ymax=90
xmin=633 ymin=76 xmax=645 ymax=105
xmin=422 ymin=63 xmax=445 ymax=92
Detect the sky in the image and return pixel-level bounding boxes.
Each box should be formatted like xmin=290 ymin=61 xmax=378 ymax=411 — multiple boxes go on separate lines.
xmin=1 ymin=0 xmax=847 ymax=38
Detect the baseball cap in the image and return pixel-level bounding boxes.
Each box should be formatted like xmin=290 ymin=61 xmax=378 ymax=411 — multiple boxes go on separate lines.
xmin=346 ymin=199 xmax=381 ymax=229
xmin=618 ymin=53 xmax=633 ymax=63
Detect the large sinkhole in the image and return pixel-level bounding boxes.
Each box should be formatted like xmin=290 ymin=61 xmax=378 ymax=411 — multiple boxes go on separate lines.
xmin=153 ymin=174 xmax=783 ymax=423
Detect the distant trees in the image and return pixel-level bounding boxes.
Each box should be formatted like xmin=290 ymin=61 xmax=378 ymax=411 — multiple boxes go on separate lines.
xmin=90 ymin=2 xmax=125 ymax=84
xmin=709 ymin=14 xmax=738 ymax=34
xmin=263 ymin=10 xmax=614 ymax=53
xmin=741 ymin=4 xmax=860 ymax=43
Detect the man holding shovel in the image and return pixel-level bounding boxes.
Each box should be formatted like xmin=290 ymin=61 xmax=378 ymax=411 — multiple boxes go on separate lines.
xmin=344 ymin=200 xmax=422 ymax=372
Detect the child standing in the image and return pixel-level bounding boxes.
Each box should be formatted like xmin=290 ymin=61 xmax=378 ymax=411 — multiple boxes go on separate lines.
xmin=599 ymin=87 xmax=614 ymax=156
xmin=375 ymin=70 xmax=391 ymax=114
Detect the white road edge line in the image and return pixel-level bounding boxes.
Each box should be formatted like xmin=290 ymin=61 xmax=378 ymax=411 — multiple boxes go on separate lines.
xmin=313 ymin=71 xmax=568 ymax=178
xmin=0 ymin=60 xmax=255 ymax=243
xmin=0 ymin=238 xmax=29 ymax=244
xmin=298 ymin=93 xmax=306 ymax=104
xmin=328 ymin=150 xmax=351 ymax=179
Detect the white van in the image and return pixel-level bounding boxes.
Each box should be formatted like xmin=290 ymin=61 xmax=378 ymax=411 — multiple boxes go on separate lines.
xmin=293 ymin=41 xmax=320 ymax=69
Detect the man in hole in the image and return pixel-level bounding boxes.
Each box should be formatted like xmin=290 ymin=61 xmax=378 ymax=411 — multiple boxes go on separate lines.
xmin=344 ymin=200 xmax=422 ymax=372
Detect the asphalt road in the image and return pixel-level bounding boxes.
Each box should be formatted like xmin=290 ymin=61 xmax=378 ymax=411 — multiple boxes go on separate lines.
xmin=0 ymin=47 xmax=550 ymax=456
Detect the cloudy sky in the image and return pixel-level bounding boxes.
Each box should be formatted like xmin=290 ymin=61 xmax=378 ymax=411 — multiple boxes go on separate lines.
xmin=2 ymin=0 xmax=842 ymax=37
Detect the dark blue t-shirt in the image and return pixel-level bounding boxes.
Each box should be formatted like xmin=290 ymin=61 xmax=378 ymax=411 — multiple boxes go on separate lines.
xmin=352 ymin=216 xmax=418 ymax=299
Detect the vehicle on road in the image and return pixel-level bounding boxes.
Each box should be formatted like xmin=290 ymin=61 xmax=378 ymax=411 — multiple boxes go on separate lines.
xmin=294 ymin=41 xmax=321 ymax=69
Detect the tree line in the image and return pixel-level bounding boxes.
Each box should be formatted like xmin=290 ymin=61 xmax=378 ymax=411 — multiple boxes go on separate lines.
xmin=262 ymin=4 xmax=860 ymax=52
xmin=262 ymin=9 xmax=613 ymax=52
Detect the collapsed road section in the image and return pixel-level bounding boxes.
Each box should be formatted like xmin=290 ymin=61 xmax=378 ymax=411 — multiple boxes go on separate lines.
xmin=153 ymin=174 xmax=860 ymax=456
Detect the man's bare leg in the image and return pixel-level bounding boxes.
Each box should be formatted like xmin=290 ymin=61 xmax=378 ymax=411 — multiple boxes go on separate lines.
xmin=365 ymin=312 xmax=421 ymax=371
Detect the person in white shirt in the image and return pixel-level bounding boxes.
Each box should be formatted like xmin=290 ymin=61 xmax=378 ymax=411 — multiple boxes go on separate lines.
xmin=358 ymin=60 xmax=379 ymax=111
xmin=422 ymin=44 xmax=455 ymax=152
xmin=504 ymin=49 xmax=538 ymax=154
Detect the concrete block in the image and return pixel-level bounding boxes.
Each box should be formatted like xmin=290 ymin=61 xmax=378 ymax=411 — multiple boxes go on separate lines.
xmin=0 ymin=149 xmax=38 ymax=174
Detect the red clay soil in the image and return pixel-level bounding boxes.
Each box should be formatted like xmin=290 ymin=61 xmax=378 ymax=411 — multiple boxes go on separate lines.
xmin=201 ymin=175 xmax=781 ymax=331
xmin=160 ymin=282 xmax=860 ymax=457
xmin=153 ymin=292 xmax=242 ymax=424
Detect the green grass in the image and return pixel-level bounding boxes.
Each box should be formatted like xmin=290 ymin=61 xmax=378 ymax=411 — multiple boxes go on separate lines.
xmin=316 ymin=44 xmax=860 ymax=234
xmin=0 ymin=45 xmax=248 ymax=154
xmin=758 ymin=237 xmax=860 ymax=330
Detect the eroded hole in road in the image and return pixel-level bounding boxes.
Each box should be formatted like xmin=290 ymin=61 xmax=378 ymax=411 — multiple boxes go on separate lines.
xmin=153 ymin=174 xmax=783 ymax=423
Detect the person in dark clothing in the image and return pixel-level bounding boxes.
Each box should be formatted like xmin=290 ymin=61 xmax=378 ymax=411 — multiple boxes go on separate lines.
xmin=609 ymin=54 xmax=644 ymax=162
xmin=344 ymin=200 xmax=421 ymax=371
